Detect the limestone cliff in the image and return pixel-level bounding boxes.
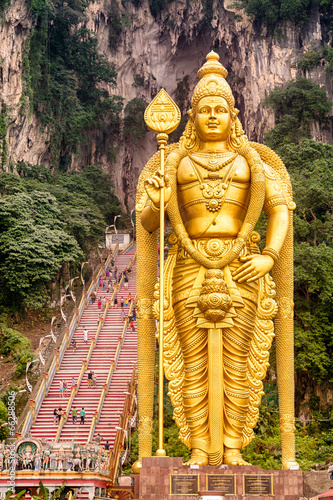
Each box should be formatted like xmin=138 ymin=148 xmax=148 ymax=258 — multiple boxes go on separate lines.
xmin=0 ymin=0 xmax=332 ymax=207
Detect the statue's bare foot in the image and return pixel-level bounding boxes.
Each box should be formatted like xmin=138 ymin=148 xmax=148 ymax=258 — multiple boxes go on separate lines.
xmin=224 ymin=448 xmax=251 ymax=466
xmin=185 ymin=449 xmax=208 ymax=466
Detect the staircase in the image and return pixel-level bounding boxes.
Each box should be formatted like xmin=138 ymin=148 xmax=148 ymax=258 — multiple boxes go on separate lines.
xmin=93 ymin=262 xmax=137 ymax=445
xmin=29 ymin=245 xmax=137 ymax=447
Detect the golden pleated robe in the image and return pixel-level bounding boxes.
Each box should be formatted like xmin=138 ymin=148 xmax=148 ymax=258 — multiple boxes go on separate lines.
xmin=157 ymin=235 xmax=277 ymax=465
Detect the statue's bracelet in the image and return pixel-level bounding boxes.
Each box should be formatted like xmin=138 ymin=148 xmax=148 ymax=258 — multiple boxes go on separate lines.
xmin=262 ymin=246 xmax=280 ymax=262
xmin=150 ymin=201 xmax=160 ymax=213
xmin=150 ymin=201 xmax=168 ymax=213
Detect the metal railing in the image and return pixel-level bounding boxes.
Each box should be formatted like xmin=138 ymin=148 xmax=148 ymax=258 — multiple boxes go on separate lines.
xmin=121 ymin=238 xmax=135 ymax=255
xmin=86 ymin=298 xmax=136 ymax=444
xmin=54 ymin=287 xmax=116 ymax=442
xmin=20 ymin=243 xmax=119 ymax=437
xmin=86 ymin=255 xmax=137 ymax=444
xmin=57 ymin=251 xmax=136 ymax=443
xmin=108 ymin=366 xmax=136 ymax=483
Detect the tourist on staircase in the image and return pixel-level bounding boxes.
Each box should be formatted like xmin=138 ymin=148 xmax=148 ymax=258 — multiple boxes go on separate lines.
xmin=27 ymin=245 xmax=137 ymax=447
xmin=83 ymin=327 xmax=89 ymax=344
xmin=72 ymin=406 xmax=77 ymax=425
xmin=71 ymin=338 xmax=77 ymax=354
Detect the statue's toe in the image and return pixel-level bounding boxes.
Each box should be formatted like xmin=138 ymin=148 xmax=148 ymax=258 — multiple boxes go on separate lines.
xmin=224 ymin=449 xmax=251 ymax=466
xmin=184 ymin=449 xmax=209 ymax=466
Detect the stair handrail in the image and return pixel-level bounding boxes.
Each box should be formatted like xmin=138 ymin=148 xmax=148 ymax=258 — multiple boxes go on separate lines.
xmin=121 ymin=238 xmax=135 ymax=255
xmin=54 ymin=284 xmax=119 ymax=442
xmin=87 ymin=298 xmax=136 ymax=444
xmin=20 ymin=243 xmax=119 ymax=437
xmin=56 ymin=256 xmax=134 ymax=443
xmin=108 ymin=366 xmax=137 ymax=483
xmin=86 ymin=278 xmax=137 ymax=445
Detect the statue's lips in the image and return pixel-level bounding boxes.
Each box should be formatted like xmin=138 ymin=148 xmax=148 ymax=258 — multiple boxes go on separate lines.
xmin=207 ymin=122 xmax=219 ymax=129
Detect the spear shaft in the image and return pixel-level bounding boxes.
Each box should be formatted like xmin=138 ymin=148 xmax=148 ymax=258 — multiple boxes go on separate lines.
xmin=143 ymin=89 xmax=181 ymax=459
xmin=156 ymin=134 xmax=167 ymax=456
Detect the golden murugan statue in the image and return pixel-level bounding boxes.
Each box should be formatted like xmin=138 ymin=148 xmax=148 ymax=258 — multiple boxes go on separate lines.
xmin=135 ymin=51 xmax=297 ymax=469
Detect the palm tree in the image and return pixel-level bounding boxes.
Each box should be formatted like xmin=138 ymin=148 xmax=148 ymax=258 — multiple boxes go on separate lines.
xmin=5 ymin=491 xmax=26 ymax=500
xmin=33 ymin=481 xmax=66 ymax=500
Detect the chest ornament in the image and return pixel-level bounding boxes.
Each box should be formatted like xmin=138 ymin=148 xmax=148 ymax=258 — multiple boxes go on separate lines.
xmin=190 ymin=152 xmax=237 ymax=172
xmin=188 ymin=155 xmax=238 ymax=213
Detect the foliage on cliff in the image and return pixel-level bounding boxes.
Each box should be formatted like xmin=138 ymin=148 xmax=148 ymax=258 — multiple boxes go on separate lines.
xmin=0 ymin=164 xmax=125 ymax=310
xmin=232 ymin=0 xmax=312 ymax=30
xmin=23 ymin=0 xmax=123 ymax=168
xmin=124 ymin=98 xmax=148 ymax=145
xmin=263 ymin=78 xmax=331 ymax=148
xmin=263 ymin=79 xmax=333 ymax=389
xmin=0 ymin=320 xmax=34 ymax=377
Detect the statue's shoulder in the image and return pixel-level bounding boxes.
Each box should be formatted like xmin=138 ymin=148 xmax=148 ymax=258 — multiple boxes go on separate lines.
xmin=233 ymin=153 xmax=251 ymax=179
xmin=235 ymin=153 xmax=249 ymax=167
xmin=176 ymin=155 xmax=193 ymax=184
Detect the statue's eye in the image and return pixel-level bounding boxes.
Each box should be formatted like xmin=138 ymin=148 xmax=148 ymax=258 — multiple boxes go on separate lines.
xmin=199 ymin=107 xmax=209 ymax=113
xmin=217 ymin=106 xmax=227 ymax=113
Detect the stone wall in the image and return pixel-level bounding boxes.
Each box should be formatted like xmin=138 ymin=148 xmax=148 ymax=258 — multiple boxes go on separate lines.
xmin=0 ymin=0 xmax=332 ymax=207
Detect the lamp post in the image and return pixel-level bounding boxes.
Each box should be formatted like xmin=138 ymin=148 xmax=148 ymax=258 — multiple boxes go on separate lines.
xmin=114 ymin=215 xmax=121 ymax=235
xmin=105 ymin=224 xmax=114 ymax=251
xmin=130 ymin=209 xmax=135 ymax=241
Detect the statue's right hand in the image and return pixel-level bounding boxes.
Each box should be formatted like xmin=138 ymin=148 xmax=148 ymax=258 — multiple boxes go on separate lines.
xmin=144 ymin=170 xmax=171 ymax=208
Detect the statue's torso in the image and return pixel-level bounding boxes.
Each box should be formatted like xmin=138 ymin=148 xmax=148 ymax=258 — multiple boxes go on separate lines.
xmin=177 ymin=152 xmax=251 ymax=238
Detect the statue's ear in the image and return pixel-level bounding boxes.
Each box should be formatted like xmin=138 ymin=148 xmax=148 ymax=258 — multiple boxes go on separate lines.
xmin=234 ymin=108 xmax=240 ymax=115
xmin=187 ymin=109 xmax=193 ymax=117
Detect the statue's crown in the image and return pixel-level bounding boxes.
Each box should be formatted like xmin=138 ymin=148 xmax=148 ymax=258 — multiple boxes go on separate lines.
xmin=197 ymin=51 xmax=228 ymax=80
xmin=191 ymin=51 xmax=234 ymax=112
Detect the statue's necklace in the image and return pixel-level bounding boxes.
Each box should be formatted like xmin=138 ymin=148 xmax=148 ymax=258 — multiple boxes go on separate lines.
xmin=189 ymin=152 xmax=237 ymax=172
xmin=188 ymin=155 xmax=238 ymax=212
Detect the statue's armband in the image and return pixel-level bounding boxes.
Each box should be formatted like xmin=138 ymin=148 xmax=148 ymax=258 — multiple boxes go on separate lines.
xmin=263 ymin=163 xmax=287 ymax=215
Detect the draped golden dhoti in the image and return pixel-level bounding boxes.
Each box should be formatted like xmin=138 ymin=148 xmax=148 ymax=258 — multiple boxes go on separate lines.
xmin=172 ymin=252 xmax=258 ymax=462
xmin=156 ymin=233 xmax=277 ymax=466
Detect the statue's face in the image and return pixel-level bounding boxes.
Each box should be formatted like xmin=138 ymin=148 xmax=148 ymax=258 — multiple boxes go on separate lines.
xmin=194 ymin=96 xmax=232 ymax=142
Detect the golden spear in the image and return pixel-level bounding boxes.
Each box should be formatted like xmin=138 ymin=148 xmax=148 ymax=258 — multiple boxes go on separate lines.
xmin=144 ymin=89 xmax=181 ymax=455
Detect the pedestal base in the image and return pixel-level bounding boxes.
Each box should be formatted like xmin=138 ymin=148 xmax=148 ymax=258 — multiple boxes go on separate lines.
xmin=133 ymin=456 xmax=304 ymax=500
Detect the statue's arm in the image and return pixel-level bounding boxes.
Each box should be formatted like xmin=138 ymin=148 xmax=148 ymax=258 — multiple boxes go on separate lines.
xmin=265 ymin=204 xmax=289 ymax=253
xmin=264 ymin=167 xmax=289 ymax=255
xmin=232 ymin=166 xmax=289 ymax=283
xmin=140 ymin=203 xmax=161 ymax=233
xmin=140 ymin=170 xmax=172 ymax=233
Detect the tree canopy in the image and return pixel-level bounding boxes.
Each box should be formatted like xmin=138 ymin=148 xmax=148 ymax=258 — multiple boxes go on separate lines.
xmin=24 ymin=0 xmax=123 ymax=167
xmin=264 ymin=79 xmax=333 ymax=386
xmin=0 ymin=164 xmax=126 ymax=310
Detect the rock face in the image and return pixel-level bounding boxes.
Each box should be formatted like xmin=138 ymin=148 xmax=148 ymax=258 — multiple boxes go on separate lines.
xmin=0 ymin=0 xmax=332 ymax=207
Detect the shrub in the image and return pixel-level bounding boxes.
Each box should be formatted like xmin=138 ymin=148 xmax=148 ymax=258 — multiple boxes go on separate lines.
xmin=123 ymin=98 xmax=148 ymax=144
xmin=15 ymin=352 xmax=34 ymax=377
xmin=0 ymin=325 xmax=31 ymax=357
xmin=231 ymin=0 xmax=311 ymax=31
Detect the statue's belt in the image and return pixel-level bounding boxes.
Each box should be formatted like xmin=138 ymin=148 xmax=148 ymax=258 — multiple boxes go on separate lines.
xmin=171 ymin=237 xmax=259 ymax=329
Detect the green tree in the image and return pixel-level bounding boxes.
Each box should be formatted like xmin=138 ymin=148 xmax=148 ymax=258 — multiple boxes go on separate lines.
xmin=264 ymin=77 xmax=331 ymax=149
xmin=0 ymin=400 xmax=8 ymax=440
xmin=0 ymin=190 xmax=83 ymax=309
xmin=281 ymin=141 xmax=333 ymax=383
xmin=232 ymin=0 xmax=311 ymax=31
xmin=263 ymin=79 xmax=333 ymax=389
xmin=5 ymin=490 xmax=26 ymax=500
xmin=0 ymin=165 xmax=126 ymax=310
xmin=33 ymin=481 xmax=66 ymax=500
